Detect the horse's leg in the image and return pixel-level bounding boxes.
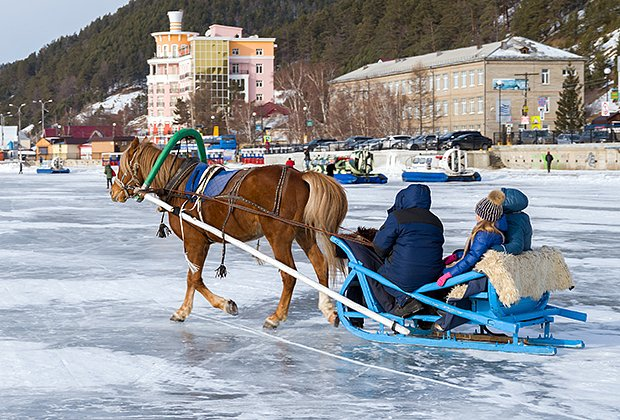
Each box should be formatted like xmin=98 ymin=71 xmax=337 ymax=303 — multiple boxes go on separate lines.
xmin=170 ymin=239 xmax=238 ymax=322
xmin=262 ymin=228 xmax=297 ymax=329
xmin=295 ymin=230 xmax=338 ymax=326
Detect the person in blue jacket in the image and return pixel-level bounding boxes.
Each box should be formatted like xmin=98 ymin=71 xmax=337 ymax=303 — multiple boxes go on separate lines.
xmin=435 ymin=189 xmax=506 ymax=331
xmin=372 ymin=184 xmax=444 ymax=317
xmin=491 ymin=187 xmax=532 ymax=255
xmin=437 ymin=189 xmax=505 ymax=286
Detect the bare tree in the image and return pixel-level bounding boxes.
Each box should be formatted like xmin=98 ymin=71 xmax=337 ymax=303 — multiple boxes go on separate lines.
xmin=228 ymin=99 xmax=257 ymax=146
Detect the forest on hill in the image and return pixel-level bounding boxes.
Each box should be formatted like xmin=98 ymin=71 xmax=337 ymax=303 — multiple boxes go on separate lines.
xmin=0 ymin=0 xmax=618 ymax=125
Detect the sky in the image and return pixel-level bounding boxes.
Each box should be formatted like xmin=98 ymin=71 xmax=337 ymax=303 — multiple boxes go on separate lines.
xmin=0 ymin=0 xmax=131 ymax=65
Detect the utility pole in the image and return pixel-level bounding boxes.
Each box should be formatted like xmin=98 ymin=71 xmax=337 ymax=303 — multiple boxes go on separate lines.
xmin=514 ymin=72 xmax=538 ymax=117
xmin=33 ymin=99 xmax=53 ymax=138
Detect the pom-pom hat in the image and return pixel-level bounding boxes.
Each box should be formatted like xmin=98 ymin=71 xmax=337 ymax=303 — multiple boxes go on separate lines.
xmin=475 ymin=190 xmax=505 ymax=222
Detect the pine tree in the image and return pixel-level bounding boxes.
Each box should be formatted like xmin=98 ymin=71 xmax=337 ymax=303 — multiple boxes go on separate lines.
xmin=555 ymin=65 xmax=585 ymax=133
xmin=172 ymin=98 xmax=191 ymax=127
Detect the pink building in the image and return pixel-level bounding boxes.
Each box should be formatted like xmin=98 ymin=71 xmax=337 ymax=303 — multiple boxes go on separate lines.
xmin=146 ymin=11 xmax=276 ymax=143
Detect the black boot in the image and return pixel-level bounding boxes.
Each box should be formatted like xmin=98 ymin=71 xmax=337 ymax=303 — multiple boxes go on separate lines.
xmin=391 ymin=298 xmax=424 ymax=318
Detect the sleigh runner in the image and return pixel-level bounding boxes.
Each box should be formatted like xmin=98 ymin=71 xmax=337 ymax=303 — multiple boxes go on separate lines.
xmin=331 ymin=237 xmax=587 ymax=355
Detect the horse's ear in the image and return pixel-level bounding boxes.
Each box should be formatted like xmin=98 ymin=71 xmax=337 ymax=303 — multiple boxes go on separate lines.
xmin=138 ymin=136 xmax=150 ymax=145
xmin=129 ymin=137 xmax=140 ymax=149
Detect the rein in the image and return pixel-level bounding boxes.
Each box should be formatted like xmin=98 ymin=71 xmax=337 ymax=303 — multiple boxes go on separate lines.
xmin=155 ymin=186 xmax=374 ymax=247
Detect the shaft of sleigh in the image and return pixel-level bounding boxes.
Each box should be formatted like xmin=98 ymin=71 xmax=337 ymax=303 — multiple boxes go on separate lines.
xmin=140 ymin=193 xmax=411 ymax=336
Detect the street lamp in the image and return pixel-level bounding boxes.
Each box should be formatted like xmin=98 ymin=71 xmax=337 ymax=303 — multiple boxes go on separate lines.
xmin=8 ymin=103 xmax=26 ymax=133
xmin=604 ymin=67 xmax=612 ymax=102
xmin=251 ymin=111 xmax=257 ymax=144
xmin=112 ymin=122 xmax=117 ymax=138
xmin=302 ymin=106 xmax=309 ymax=143
xmin=210 ymin=115 xmax=215 ymax=136
xmin=1 ymin=112 xmax=12 ymax=149
xmin=33 ymin=99 xmax=53 ymax=138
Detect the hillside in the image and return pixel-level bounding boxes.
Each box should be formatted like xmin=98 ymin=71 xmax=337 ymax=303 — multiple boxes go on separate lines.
xmin=0 ymin=0 xmax=618 ymax=126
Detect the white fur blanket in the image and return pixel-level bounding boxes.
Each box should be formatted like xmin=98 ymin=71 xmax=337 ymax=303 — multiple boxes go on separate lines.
xmin=447 ymin=246 xmax=574 ymax=307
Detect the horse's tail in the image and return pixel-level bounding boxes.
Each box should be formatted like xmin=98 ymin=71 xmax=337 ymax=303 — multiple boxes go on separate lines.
xmin=301 ymin=171 xmax=348 ymax=278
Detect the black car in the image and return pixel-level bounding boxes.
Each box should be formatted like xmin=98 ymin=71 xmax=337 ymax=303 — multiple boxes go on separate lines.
xmin=438 ymin=130 xmax=481 ymax=148
xmin=305 ymin=138 xmax=337 ymax=151
xmin=443 ymin=133 xmax=492 ymax=150
xmin=408 ymin=134 xmax=439 ymax=150
xmin=336 ymin=135 xmax=373 ymax=151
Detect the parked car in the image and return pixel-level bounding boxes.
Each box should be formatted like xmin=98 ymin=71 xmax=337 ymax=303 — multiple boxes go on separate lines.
xmin=442 ymin=133 xmax=492 ymax=150
xmin=306 ymin=138 xmax=337 ymax=151
xmin=335 ymin=135 xmax=373 ymax=151
xmin=407 ymin=134 xmax=439 ymax=150
xmin=517 ymin=130 xmax=554 ymax=144
xmin=578 ymin=130 xmax=615 ymax=143
xmin=382 ymin=135 xmax=413 ymax=149
xmin=355 ymin=138 xmax=384 ymax=150
xmin=437 ymin=130 xmax=481 ymax=148
xmin=556 ymin=133 xmax=581 ymax=144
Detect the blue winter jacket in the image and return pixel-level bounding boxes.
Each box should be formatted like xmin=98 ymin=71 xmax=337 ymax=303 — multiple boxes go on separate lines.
xmin=491 ymin=188 xmax=532 ymax=255
xmin=445 ymin=230 xmax=503 ymax=277
xmin=373 ymin=184 xmax=444 ymax=295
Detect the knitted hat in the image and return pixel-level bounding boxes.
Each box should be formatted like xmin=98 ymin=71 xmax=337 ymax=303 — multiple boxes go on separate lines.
xmin=475 ymin=190 xmax=505 ymax=222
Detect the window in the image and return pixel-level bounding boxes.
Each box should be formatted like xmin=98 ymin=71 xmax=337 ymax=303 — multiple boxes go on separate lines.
xmin=461 ymin=71 xmax=467 ymax=88
xmin=429 ymin=76 xmax=433 ymax=91
xmin=172 ymin=45 xmax=178 ymax=57
xmin=256 ymin=48 xmax=263 ymax=56
xmin=256 ymin=80 xmax=263 ymax=88
xmin=156 ymin=83 xmax=164 ymax=94
xmin=453 ymin=99 xmax=459 ymax=115
xmin=541 ymin=69 xmax=549 ymax=85
xmin=231 ymin=63 xmax=239 ymax=74
xmin=469 ymin=70 xmax=475 ymax=86
xmin=461 ymin=99 xmax=467 ymax=115
xmin=478 ymin=69 xmax=484 ymax=85
xmin=170 ymin=82 xmax=179 ymax=93
xmin=478 ymin=96 xmax=483 ymax=113
xmin=162 ymin=45 xmax=168 ymax=57
xmin=232 ymin=48 xmax=239 ymax=55
xmin=256 ymin=93 xmax=263 ymax=101
xmin=453 ymin=72 xmax=459 ymax=88
xmin=562 ymin=68 xmax=575 ymax=77
xmin=256 ymin=63 xmax=263 ymax=74
xmin=469 ymin=98 xmax=475 ymax=114
xmin=443 ymin=74 xmax=448 ymax=90
xmin=443 ymin=100 xmax=448 ymax=116
xmin=435 ymin=75 xmax=441 ymax=90
xmin=408 ymin=80 xmax=413 ymax=94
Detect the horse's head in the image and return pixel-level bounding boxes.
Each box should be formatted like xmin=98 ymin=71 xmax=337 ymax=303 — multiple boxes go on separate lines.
xmin=110 ymin=138 xmax=145 ymax=203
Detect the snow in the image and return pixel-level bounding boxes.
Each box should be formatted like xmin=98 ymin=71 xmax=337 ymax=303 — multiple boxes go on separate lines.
xmin=79 ymin=89 xmax=143 ymax=118
xmin=1 ymin=167 xmax=620 ymax=418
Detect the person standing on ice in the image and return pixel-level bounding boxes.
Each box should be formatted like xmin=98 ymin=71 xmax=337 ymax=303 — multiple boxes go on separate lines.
xmin=371 ymin=184 xmax=445 ymax=317
xmin=104 ymin=162 xmax=115 ymax=189
xmin=545 ymin=151 xmax=554 ymax=173
xmin=303 ymin=147 xmax=311 ymax=171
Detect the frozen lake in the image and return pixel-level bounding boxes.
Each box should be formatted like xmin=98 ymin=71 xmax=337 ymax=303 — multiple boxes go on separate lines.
xmin=1 ymin=165 xmax=619 ymax=419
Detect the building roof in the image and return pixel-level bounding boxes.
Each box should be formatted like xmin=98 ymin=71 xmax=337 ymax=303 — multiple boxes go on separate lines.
xmin=331 ymin=37 xmax=585 ymax=84
xmin=44 ymin=125 xmax=122 ymax=139
xmin=256 ymin=102 xmax=290 ymax=117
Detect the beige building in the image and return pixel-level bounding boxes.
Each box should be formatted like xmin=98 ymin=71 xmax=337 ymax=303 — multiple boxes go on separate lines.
xmin=330 ymin=37 xmax=586 ymax=138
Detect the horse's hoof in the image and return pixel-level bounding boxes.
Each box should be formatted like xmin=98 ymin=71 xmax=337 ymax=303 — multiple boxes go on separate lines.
xmin=225 ymin=300 xmax=238 ymax=316
xmin=170 ymin=313 xmax=186 ymax=322
xmin=263 ymin=318 xmax=279 ymax=329
xmin=328 ymin=311 xmax=339 ymax=327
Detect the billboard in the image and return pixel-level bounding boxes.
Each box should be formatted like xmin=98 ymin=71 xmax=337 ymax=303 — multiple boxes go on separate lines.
xmin=493 ymin=78 xmax=528 ymax=90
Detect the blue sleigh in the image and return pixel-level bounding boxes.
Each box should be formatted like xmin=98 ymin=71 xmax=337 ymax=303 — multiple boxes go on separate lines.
xmin=331 ymin=237 xmax=587 ymax=355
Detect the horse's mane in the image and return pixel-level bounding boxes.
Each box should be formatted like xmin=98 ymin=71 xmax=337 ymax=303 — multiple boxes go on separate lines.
xmin=122 ymin=141 xmax=183 ymax=188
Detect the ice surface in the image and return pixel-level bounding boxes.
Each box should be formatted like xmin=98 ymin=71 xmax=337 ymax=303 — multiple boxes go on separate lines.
xmin=1 ymin=167 xmax=619 ymax=418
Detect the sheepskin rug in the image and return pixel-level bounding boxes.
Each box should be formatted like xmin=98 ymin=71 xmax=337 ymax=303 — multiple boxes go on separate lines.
xmin=448 ymin=246 xmax=574 ymax=307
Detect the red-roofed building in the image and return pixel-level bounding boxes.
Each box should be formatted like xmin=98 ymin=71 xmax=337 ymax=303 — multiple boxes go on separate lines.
xmin=44 ymin=125 xmax=123 ymax=140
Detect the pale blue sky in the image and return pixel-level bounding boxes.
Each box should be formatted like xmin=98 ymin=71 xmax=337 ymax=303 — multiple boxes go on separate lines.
xmin=0 ymin=0 xmax=130 ymax=65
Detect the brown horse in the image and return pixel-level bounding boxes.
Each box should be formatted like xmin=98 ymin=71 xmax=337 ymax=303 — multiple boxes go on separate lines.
xmin=110 ymin=138 xmax=348 ymax=328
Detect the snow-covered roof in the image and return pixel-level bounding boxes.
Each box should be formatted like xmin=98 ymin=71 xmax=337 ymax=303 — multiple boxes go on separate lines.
xmin=332 ymin=37 xmax=585 ymax=84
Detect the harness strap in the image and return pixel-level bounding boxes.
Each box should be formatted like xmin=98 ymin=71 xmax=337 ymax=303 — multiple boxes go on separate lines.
xmin=272 ymin=166 xmax=290 ymax=215
xmin=161 ymin=158 xmax=200 ymax=199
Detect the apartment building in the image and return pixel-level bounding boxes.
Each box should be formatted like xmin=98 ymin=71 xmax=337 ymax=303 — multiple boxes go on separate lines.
xmin=330 ymin=37 xmax=585 ymax=137
xmin=146 ymin=11 xmax=275 ymax=142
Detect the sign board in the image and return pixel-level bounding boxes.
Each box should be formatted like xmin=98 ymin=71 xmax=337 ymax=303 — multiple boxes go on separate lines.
xmin=538 ymin=96 xmax=548 ymax=108
xmin=522 ymin=105 xmax=529 ymax=115
xmin=602 ymin=101 xmax=610 ymax=117
xmin=497 ymin=99 xmax=512 ymax=123
xmin=530 ymin=115 xmax=542 ymax=130
xmin=539 ymin=108 xmax=545 ymax=121
xmin=255 ymin=123 xmax=262 ymax=132
xmin=612 ymin=89 xmax=619 ymax=101
xmin=520 ymin=116 xmax=529 ymax=125
xmin=505 ymin=123 xmax=513 ymax=134
xmin=306 ymin=120 xmax=314 ymax=127
xmin=493 ymin=78 xmax=528 ymax=90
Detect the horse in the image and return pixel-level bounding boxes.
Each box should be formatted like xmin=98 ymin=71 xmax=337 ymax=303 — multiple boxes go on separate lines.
xmin=110 ymin=138 xmax=348 ymax=329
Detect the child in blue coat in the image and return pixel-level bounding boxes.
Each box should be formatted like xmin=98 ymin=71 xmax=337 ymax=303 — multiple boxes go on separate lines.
xmin=434 ymin=190 xmax=506 ymax=332
xmin=437 ymin=189 xmax=506 ymax=286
